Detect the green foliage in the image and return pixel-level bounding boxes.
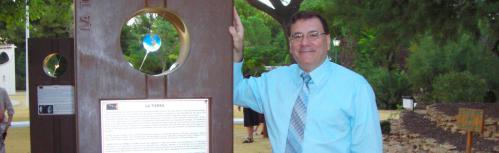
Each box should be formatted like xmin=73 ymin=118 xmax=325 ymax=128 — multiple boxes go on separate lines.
xmin=0 ymin=0 xmax=73 ymax=41
xmin=328 ymin=0 xmax=499 ymax=55
xmin=120 ymin=13 xmax=180 ymax=75
xmin=407 ymin=33 xmax=498 ymax=102
xmin=322 ymin=0 xmax=498 ymax=105
xmin=355 ymin=29 xmax=380 ymax=68
xmin=431 ymin=72 xmax=487 ymax=103
xmin=29 ymin=0 xmax=73 ymax=38
xmin=15 ymin=51 xmax=25 ymax=90
xmin=0 ymin=0 xmax=73 ymax=90
xmin=407 ymin=35 xmax=445 ymax=96
xmin=0 ymin=0 xmax=25 ymax=43
xmin=355 ymin=29 xmax=411 ymax=109
xmin=358 ymin=66 xmax=411 ymax=109
xmin=236 ymin=0 xmax=289 ymax=76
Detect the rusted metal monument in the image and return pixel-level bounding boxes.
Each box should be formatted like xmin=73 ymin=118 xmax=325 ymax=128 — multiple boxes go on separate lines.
xmin=29 ymin=0 xmax=233 ymax=152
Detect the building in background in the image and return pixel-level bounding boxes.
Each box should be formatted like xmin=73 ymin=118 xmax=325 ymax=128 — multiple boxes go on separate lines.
xmin=0 ymin=44 xmax=16 ymax=95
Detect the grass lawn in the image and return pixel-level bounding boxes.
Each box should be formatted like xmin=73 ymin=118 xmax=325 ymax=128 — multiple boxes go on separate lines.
xmin=5 ymin=92 xmax=398 ymax=153
xmin=5 ymin=127 xmax=30 ymax=153
xmin=233 ymin=106 xmax=272 ymax=153
xmin=6 ymin=91 xmax=30 ymax=153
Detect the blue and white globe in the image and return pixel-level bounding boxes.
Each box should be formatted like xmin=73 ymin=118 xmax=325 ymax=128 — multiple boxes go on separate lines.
xmin=142 ymin=34 xmax=161 ymax=52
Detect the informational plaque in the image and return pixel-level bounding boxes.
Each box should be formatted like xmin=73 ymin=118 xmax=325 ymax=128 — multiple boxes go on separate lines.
xmin=37 ymin=85 xmax=75 ymax=115
xmin=457 ymin=108 xmax=484 ymax=133
xmin=100 ymin=99 xmax=210 ymax=153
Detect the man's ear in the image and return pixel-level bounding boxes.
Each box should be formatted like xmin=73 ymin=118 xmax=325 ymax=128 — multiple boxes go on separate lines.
xmin=326 ymin=35 xmax=331 ymax=51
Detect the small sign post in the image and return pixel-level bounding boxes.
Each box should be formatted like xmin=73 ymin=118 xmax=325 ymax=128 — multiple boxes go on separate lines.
xmin=456 ymin=108 xmax=484 ymax=153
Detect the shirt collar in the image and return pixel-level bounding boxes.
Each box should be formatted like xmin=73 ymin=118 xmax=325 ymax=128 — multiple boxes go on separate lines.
xmin=293 ymin=58 xmax=333 ymax=87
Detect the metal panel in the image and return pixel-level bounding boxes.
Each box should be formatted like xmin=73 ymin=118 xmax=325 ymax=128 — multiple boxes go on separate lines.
xmin=29 ymin=38 xmax=76 ymax=153
xmin=75 ymin=0 xmax=233 ymax=153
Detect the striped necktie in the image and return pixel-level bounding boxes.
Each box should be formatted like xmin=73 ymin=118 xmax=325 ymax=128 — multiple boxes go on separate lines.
xmin=285 ymin=73 xmax=311 ymax=153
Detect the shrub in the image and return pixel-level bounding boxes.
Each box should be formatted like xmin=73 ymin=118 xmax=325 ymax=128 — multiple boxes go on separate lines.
xmin=360 ymin=67 xmax=411 ymax=109
xmin=431 ymin=71 xmax=487 ymax=103
xmin=380 ymin=120 xmax=391 ymax=134
xmin=407 ymin=33 xmax=498 ymax=103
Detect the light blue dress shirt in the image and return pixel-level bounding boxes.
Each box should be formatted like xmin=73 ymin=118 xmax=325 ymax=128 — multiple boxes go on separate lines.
xmin=233 ymin=59 xmax=382 ymax=153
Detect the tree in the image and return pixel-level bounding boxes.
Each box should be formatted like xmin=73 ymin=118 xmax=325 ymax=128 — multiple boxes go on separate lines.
xmin=0 ymin=0 xmax=73 ymax=43
xmin=0 ymin=0 xmax=26 ymax=43
xmin=313 ymin=0 xmax=499 ymax=104
xmin=234 ymin=0 xmax=293 ymax=76
xmin=0 ymin=0 xmax=73 ymax=90
xmin=431 ymin=71 xmax=487 ymax=103
xmin=328 ymin=0 xmax=499 ymax=68
xmin=29 ymin=0 xmax=73 ymax=38
xmin=407 ymin=32 xmax=499 ymax=103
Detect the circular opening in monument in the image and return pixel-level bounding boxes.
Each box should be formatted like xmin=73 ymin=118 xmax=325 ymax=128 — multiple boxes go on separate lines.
xmin=42 ymin=53 xmax=67 ymax=78
xmin=120 ymin=9 xmax=189 ymax=76
xmin=0 ymin=52 xmax=9 ymax=65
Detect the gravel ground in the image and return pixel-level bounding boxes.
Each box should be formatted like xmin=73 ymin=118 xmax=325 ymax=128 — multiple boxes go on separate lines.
xmin=402 ymin=111 xmax=498 ymax=152
xmin=433 ymin=102 xmax=499 ymax=119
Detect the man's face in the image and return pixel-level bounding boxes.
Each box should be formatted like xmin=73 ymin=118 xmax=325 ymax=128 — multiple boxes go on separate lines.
xmin=289 ymin=18 xmax=330 ymax=72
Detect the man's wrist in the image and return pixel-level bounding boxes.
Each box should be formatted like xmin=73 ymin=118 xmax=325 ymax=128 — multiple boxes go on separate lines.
xmin=233 ymin=52 xmax=243 ymax=62
xmin=234 ymin=58 xmax=243 ymax=63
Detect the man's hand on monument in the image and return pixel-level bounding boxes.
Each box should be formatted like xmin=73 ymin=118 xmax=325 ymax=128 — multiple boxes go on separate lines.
xmin=229 ymin=7 xmax=244 ymax=62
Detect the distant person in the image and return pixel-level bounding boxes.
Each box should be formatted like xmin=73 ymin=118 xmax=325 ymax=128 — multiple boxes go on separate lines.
xmin=239 ymin=73 xmax=263 ymax=143
xmin=0 ymin=87 xmax=14 ymax=153
xmin=229 ymin=8 xmax=382 ymax=152
xmin=238 ymin=106 xmax=260 ymax=143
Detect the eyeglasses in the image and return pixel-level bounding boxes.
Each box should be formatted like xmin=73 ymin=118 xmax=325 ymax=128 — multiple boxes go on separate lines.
xmin=289 ymin=31 xmax=327 ymax=42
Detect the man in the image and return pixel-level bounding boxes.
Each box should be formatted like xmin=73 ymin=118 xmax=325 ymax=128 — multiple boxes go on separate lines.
xmin=229 ymin=8 xmax=382 ymax=153
xmin=0 ymin=87 xmax=14 ymax=153
xmin=238 ymin=106 xmax=260 ymax=143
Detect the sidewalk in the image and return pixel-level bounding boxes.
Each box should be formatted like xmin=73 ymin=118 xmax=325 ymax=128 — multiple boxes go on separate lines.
xmin=8 ymin=91 xmax=28 ymax=106
xmin=8 ymin=91 xmax=30 ymax=128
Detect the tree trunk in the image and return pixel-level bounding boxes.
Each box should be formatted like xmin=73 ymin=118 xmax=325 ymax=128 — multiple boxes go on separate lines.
xmin=246 ymin=0 xmax=303 ymax=36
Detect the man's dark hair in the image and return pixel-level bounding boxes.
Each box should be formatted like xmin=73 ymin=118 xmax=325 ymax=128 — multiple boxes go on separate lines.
xmin=287 ymin=11 xmax=329 ymax=35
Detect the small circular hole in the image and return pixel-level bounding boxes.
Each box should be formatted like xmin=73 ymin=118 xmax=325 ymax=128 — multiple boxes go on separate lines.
xmin=120 ymin=9 xmax=189 ymax=76
xmin=43 ymin=53 xmax=67 ymax=78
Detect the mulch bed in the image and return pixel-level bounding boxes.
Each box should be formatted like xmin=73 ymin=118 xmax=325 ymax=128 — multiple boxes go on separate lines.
xmin=402 ymin=111 xmax=498 ymax=152
xmin=433 ymin=103 xmax=499 ymax=119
